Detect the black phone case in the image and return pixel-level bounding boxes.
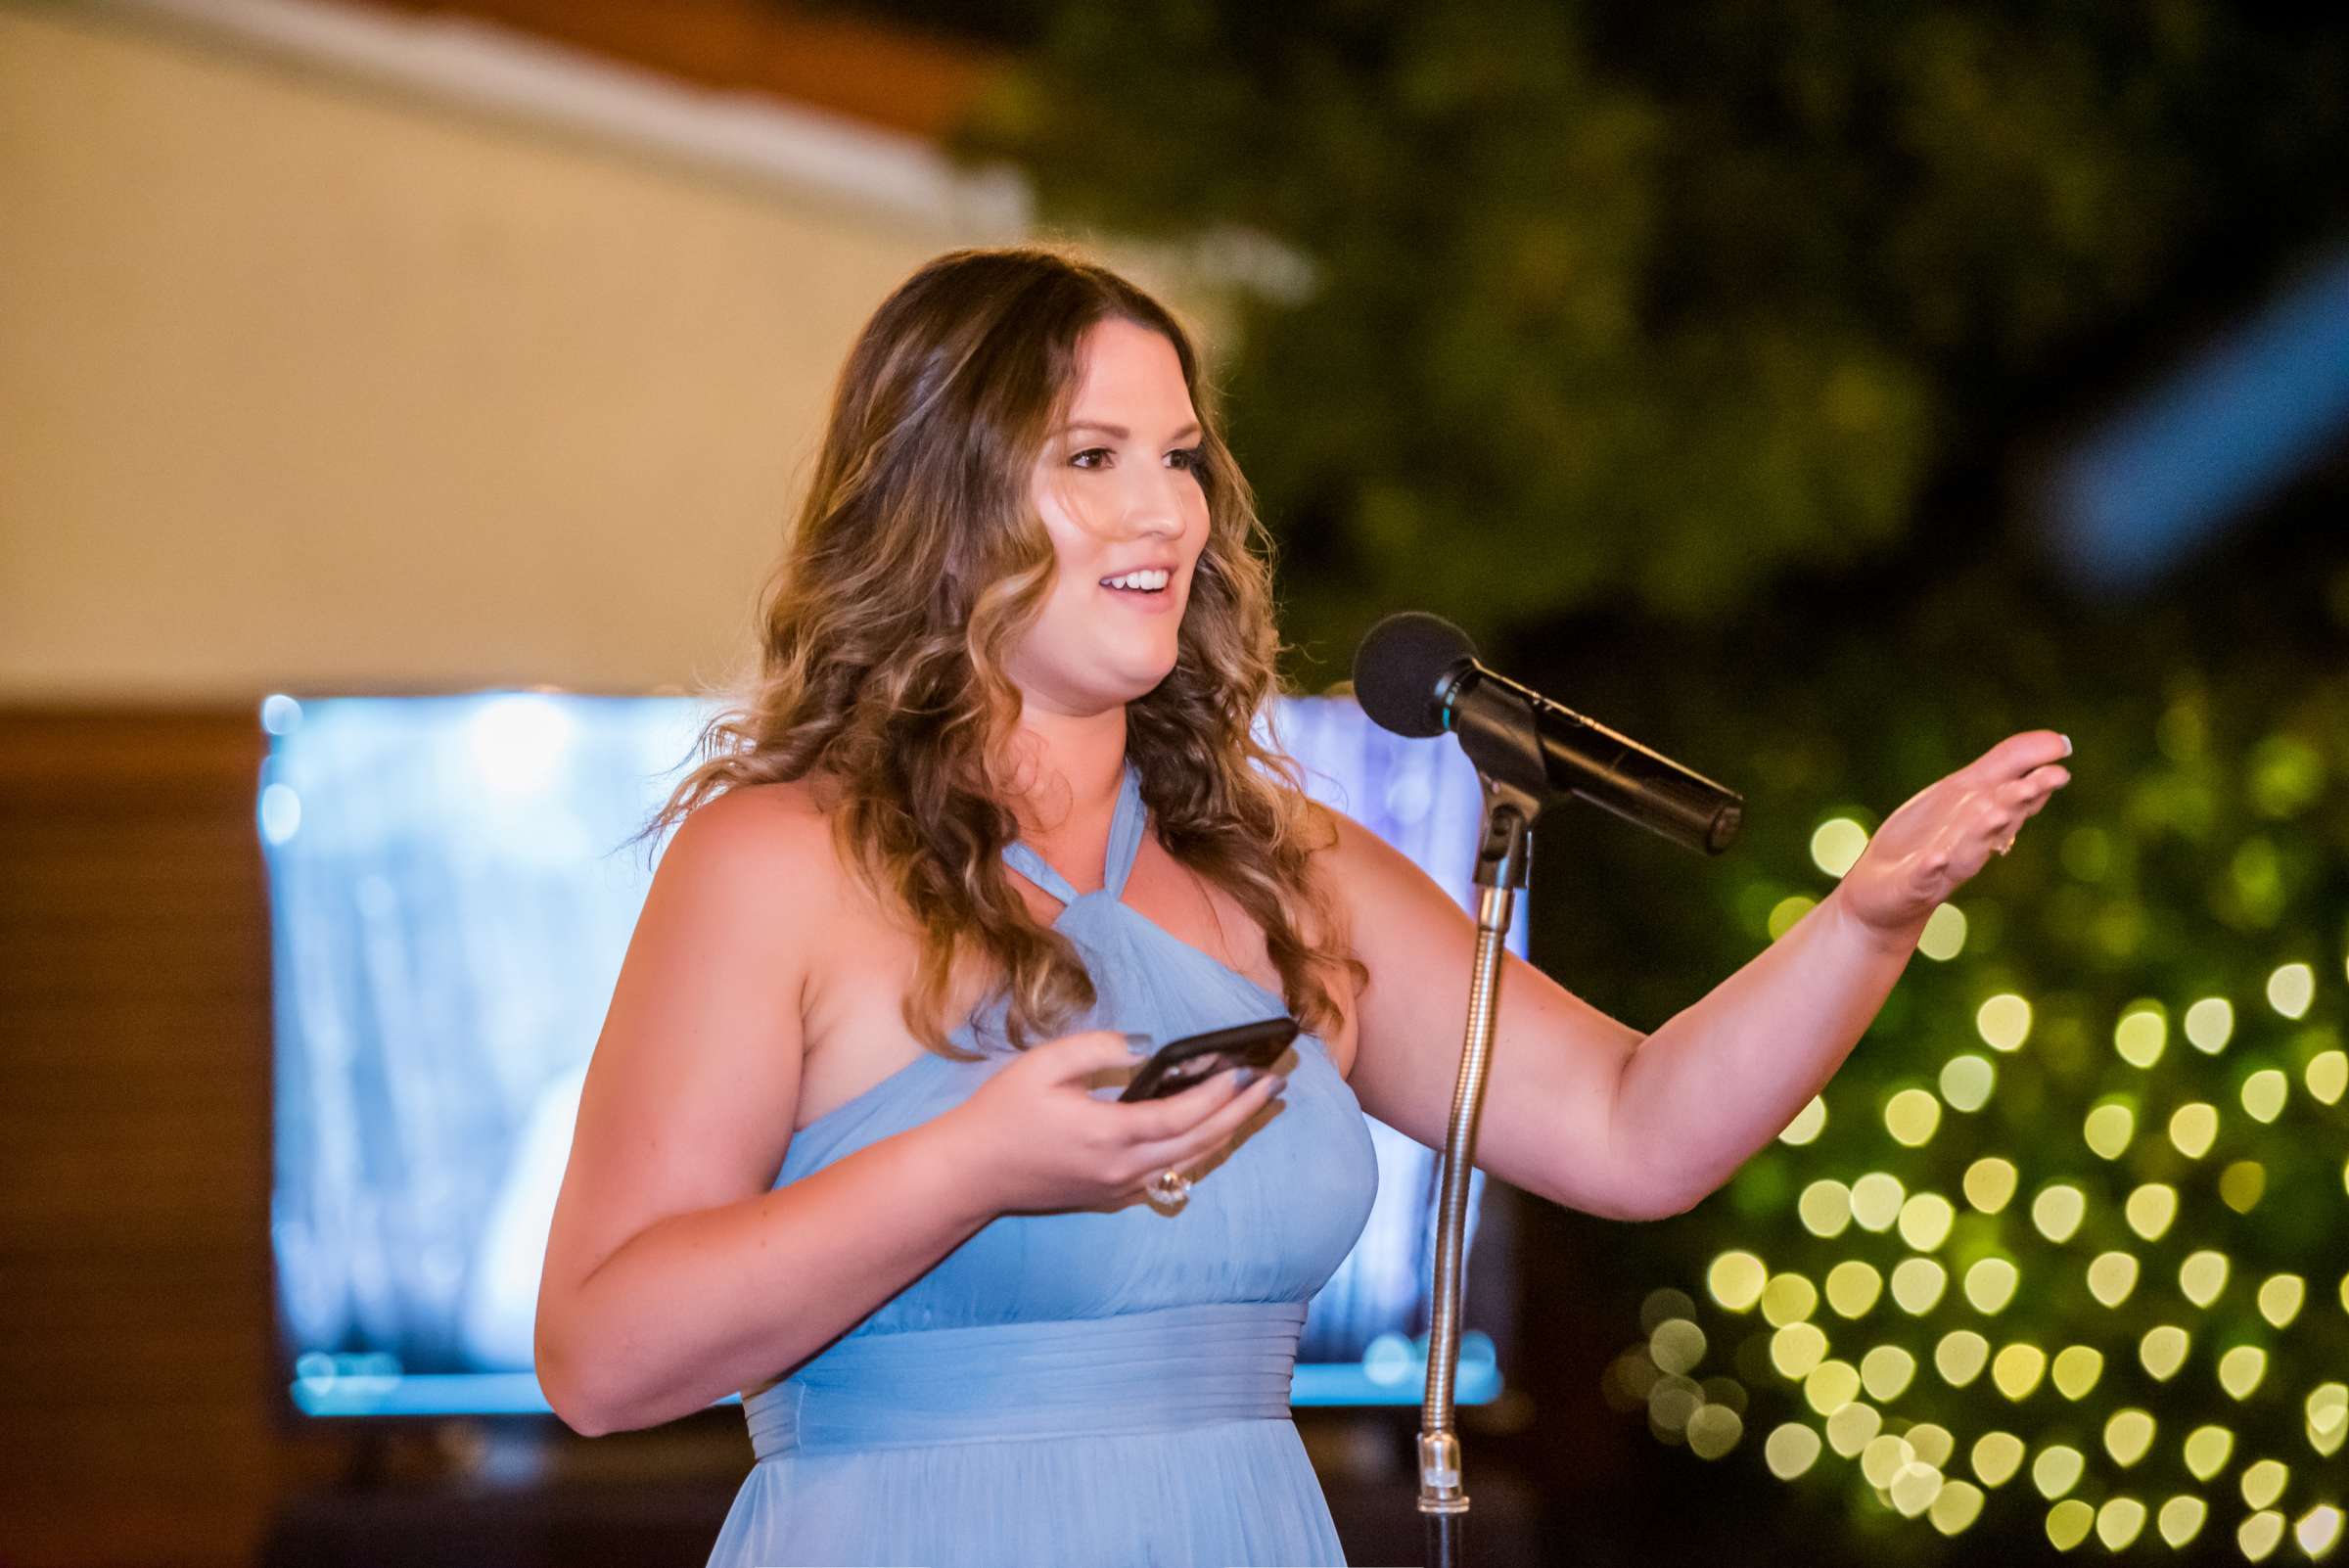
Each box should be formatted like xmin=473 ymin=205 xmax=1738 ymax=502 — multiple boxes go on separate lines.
xmin=1118 ymin=1016 xmax=1300 ymax=1101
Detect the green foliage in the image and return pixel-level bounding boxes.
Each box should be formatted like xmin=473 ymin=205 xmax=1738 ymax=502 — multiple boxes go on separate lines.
xmin=947 ymin=1 xmax=2348 ymax=670
xmin=1604 ymin=672 xmax=2349 ymax=1552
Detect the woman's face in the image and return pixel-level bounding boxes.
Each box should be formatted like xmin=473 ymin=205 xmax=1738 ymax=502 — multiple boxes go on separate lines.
xmin=1005 ymin=317 xmax=1213 ymax=717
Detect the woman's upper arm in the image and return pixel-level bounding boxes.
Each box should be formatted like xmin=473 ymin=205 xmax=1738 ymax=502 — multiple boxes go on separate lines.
xmin=1319 ymin=804 xmax=1659 ymax=1221
xmin=535 ymin=786 xmax=830 ymax=1353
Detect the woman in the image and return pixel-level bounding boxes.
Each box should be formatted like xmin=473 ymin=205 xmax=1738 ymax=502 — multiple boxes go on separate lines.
xmin=533 ymin=245 xmax=2071 ymax=1566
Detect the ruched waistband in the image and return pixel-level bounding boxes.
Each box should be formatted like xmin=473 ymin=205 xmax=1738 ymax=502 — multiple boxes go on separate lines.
xmin=743 ymin=1301 xmax=1308 ymax=1460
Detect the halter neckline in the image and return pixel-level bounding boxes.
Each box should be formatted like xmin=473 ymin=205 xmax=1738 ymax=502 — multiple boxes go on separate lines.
xmin=1000 ymin=761 xmax=1146 ymax=908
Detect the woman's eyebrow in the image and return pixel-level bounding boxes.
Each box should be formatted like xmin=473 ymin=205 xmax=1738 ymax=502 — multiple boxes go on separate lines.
xmin=1056 ymin=420 xmax=1204 ymax=441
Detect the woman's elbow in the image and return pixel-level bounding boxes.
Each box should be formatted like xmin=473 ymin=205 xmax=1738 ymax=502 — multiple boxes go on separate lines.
xmin=534 ymin=1307 xmax=615 ymax=1437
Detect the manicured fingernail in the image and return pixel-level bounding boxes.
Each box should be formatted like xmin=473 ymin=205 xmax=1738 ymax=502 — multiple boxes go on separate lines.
xmin=2060 ymin=734 xmax=2073 ymax=756
xmin=1267 ymin=1073 xmax=1288 ymax=1094
xmin=1124 ymin=1032 xmax=1155 ymax=1054
xmin=1229 ymin=1067 xmax=1257 ymax=1087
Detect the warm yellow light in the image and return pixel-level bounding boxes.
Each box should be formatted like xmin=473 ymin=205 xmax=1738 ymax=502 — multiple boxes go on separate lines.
xmin=1850 ymin=1172 xmax=1905 ymax=1231
xmin=1686 ymin=1403 xmax=1743 ymax=1458
xmin=2181 ymin=1251 xmax=2231 ymax=1309
xmin=1860 ymin=1344 xmax=1916 ymax=1402
xmin=1971 ymin=1430 xmax=2025 ymax=1488
xmin=2294 ymin=1504 xmax=2343 ymax=1559
xmin=1963 ymin=1156 xmax=2018 ymax=1213
xmin=2084 ymin=1101 xmax=2135 ymax=1159
xmin=2308 ymin=1049 xmax=2348 ymax=1104
xmin=2241 ymin=1458 xmax=2288 ymax=1510
xmin=2157 ymin=1495 xmax=2207 ymax=1547
xmin=1890 ymin=1457 xmax=1945 ymax=1517
xmin=1760 ymin=1271 xmax=1819 ymax=1326
xmin=1860 ymin=1431 xmax=1913 ymax=1489
xmin=1898 ymin=1192 xmax=1956 ymax=1252
xmin=2257 ymin=1273 xmax=2304 ymax=1328
xmin=1929 ymin=1478 xmax=1985 ymax=1536
xmin=1885 ymin=1087 xmax=1942 ymax=1145
xmin=2114 ymin=1000 xmax=2168 ymax=1067
xmin=2183 ymin=995 xmax=2235 ymax=1053
xmin=2087 ymin=1251 xmax=2140 ymax=1307
xmin=2218 ymin=1344 xmax=2267 ymax=1400
xmin=1798 ymin=1178 xmax=1853 ymax=1237
xmin=1811 ymin=817 xmax=1868 ymax=877
xmin=1650 ymin=1318 xmax=1706 ymax=1374
xmin=2047 ymin=1499 xmax=2095 ymax=1550
xmin=2242 ymin=1069 xmax=2289 ymax=1123
xmin=1975 ymin=992 xmax=2032 ymax=1052
xmin=1823 ymin=1400 xmax=1880 ymax=1457
xmin=2169 ymin=1101 xmax=2219 ymax=1159
xmin=2239 ymin=1509 xmax=2285 ymax=1562
xmin=2221 ymin=1160 xmax=2268 ymax=1212
xmin=2183 ymin=1424 xmax=2234 ymax=1480
xmin=1765 ymin=1421 xmax=1821 ymax=1479
xmin=1993 ymin=1342 xmax=2047 ymax=1401
xmin=1918 ymin=903 xmax=1966 ymax=961
xmin=1768 ymin=895 xmax=1819 ymax=941
xmin=2104 ymin=1407 xmax=2156 ymax=1466
xmin=2032 ymin=1183 xmax=2087 ymax=1243
xmin=2033 ymin=1444 xmax=2084 ymax=1499
xmin=1777 ymin=1094 xmax=1827 ymax=1145
xmin=2050 ymin=1345 xmax=2103 ymax=1400
xmin=1649 ymin=1374 xmax=1700 ymax=1433
xmin=1907 ymin=1423 xmax=1954 ymax=1468
xmin=2141 ymin=1324 xmax=2190 ymax=1381
xmin=1936 ymin=1329 xmax=1990 ymax=1387
xmin=2125 ymin=1183 xmax=2178 ymax=1240
xmin=1804 ymin=1358 xmax=1861 ymax=1415
xmin=1707 ymin=1250 xmax=1769 ymax=1312
xmin=1825 ymin=1261 xmax=1883 ymax=1318
xmin=1771 ymin=1321 xmax=1828 ymax=1380
xmin=2096 ymin=1497 xmax=2147 ymax=1550
xmin=1891 ymin=1258 xmax=1948 ymax=1314
xmin=2266 ymin=961 xmax=2314 ymax=1018
xmin=2307 ymin=1383 xmax=2347 ymax=1459
xmin=1966 ymin=1258 xmax=2021 ymax=1314
xmin=1940 ymin=1053 xmax=1996 ymax=1112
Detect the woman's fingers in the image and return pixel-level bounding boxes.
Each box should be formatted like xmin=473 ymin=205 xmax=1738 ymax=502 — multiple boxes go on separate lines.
xmin=1991 ymin=730 xmax=2071 ymax=776
xmin=1128 ymin=1070 xmax=1284 ymax=1177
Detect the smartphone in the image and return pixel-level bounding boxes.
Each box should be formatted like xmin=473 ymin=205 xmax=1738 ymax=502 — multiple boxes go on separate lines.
xmin=1119 ymin=1016 xmax=1300 ymax=1102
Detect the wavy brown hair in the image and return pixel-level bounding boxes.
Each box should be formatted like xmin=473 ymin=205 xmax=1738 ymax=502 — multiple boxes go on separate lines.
xmin=644 ymin=245 xmax=1360 ymax=1055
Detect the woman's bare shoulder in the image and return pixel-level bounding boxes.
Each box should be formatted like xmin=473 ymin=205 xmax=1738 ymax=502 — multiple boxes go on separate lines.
xmin=666 ymin=775 xmax=837 ymax=866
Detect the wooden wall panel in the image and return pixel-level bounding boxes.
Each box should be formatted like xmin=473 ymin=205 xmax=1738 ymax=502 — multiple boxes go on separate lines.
xmin=0 ymin=708 xmax=282 ymax=1567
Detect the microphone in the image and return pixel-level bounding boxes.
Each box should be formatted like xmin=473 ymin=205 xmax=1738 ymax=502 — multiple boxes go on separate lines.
xmin=1353 ymin=611 xmax=1744 ymax=856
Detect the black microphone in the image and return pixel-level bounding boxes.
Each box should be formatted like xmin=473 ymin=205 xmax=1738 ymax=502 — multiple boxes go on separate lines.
xmin=1353 ymin=611 xmax=1744 ymax=856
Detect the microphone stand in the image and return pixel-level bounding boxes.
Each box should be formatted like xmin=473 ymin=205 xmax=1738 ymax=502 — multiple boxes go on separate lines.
xmin=1418 ymin=769 xmax=1542 ymax=1568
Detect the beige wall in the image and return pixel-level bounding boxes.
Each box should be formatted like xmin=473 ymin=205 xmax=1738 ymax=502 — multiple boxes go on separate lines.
xmin=0 ymin=2 xmax=1022 ymax=702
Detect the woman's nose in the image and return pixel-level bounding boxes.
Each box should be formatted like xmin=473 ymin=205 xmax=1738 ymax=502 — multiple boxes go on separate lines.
xmin=1117 ymin=464 xmax=1190 ymax=538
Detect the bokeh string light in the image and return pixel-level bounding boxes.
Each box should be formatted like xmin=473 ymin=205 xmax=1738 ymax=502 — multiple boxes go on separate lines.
xmin=1601 ymin=692 xmax=2347 ymax=1558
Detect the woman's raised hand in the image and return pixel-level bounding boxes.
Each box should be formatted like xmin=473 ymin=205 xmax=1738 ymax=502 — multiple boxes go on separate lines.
xmin=1835 ymin=729 xmax=2073 ymax=944
xmin=938 ymin=1030 xmax=1285 ymax=1215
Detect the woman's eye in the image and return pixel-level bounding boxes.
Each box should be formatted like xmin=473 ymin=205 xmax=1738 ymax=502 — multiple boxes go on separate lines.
xmin=1071 ymin=447 xmax=1112 ymax=469
xmin=1167 ymin=447 xmax=1203 ymax=472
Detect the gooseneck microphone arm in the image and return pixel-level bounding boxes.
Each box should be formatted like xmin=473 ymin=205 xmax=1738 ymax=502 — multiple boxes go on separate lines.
xmin=1436 ymin=662 xmax=1744 ymax=858
xmin=1351 ymin=612 xmax=1745 ymax=1568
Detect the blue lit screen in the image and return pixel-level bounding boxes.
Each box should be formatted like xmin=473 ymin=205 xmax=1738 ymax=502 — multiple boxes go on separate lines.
xmin=261 ymin=693 xmax=1523 ymax=1417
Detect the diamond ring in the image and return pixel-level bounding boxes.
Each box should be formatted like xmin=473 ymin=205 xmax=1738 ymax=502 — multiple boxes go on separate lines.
xmin=1148 ymin=1168 xmax=1192 ymax=1211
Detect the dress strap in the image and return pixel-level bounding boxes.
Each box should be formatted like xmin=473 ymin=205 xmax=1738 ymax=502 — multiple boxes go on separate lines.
xmin=1099 ymin=761 xmax=1146 ymax=900
xmin=999 ymin=761 xmax=1147 ymax=907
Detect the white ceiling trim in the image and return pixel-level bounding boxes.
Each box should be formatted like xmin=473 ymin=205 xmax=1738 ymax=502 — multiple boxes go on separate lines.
xmin=72 ymin=0 xmax=1034 ymax=232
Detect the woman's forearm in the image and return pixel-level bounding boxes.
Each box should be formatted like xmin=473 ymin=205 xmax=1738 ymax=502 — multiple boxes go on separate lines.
xmin=538 ymin=1114 xmax=996 ymax=1436
xmin=1609 ymin=883 xmax=1925 ymax=1217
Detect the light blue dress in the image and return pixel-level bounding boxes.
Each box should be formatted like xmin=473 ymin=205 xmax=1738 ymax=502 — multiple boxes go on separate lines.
xmin=706 ymin=761 xmax=1382 ymax=1566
